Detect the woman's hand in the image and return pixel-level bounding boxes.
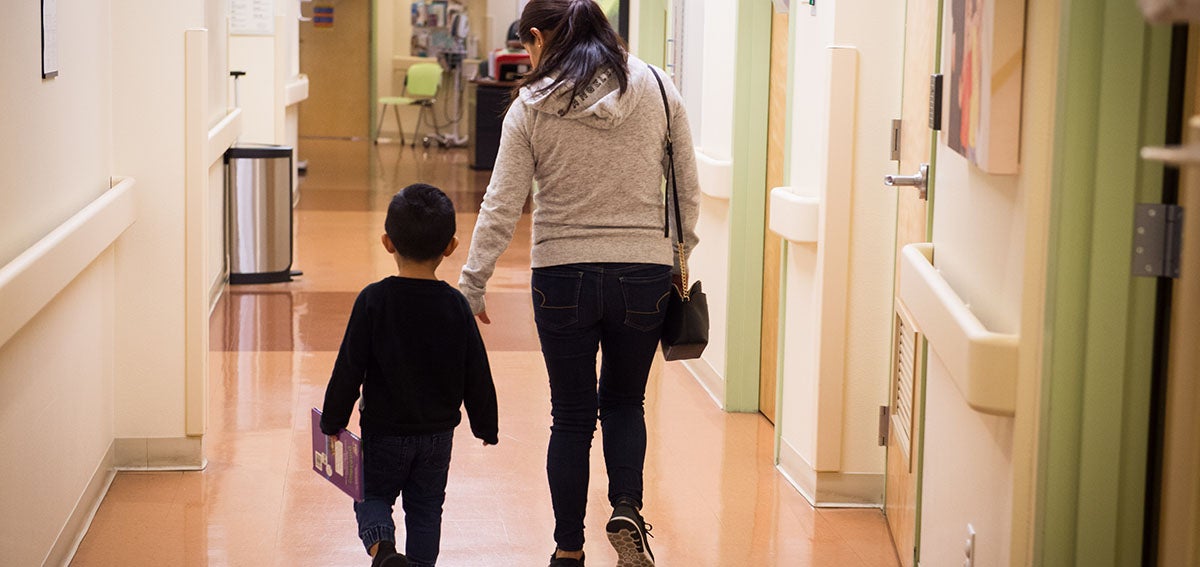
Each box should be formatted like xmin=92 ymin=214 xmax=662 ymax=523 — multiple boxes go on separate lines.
xmin=476 ymin=310 xmax=492 ymax=325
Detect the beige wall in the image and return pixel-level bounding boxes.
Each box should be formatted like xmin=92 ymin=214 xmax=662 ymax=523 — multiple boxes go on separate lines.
xmin=776 ymin=0 xmax=901 ymax=504
xmin=777 ymin=7 xmax=829 ymax=470
xmin=829 ymin=0 xmax=903 ymax=478
xmin=918 ymin=1 xmax=1058 ymax=565
xmin=207 ymin=1 xmax=232 ymax=306
xmin=230 ymin=1 xmax=299 ymax=144
xmin=230 ymin=35 xmax=279 ymax=143
xmin=0 ymin=252 xmax=118 ymax=566
xmin=112 ymin=1 xmax=205 ymax=439
xmin=679 ymin=0 xmax=737 ymax=396
xmin=0 ymin=3 xmax=114 ymax=267
xmin=0 ymin=2 xmax=117 ymax=564
xmin=0 ymin=0 xmax=224 ymax=562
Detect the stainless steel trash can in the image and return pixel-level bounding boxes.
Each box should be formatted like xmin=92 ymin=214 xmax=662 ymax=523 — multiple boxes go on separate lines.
xmin=226 ymin=145 xmax=294 ymax=284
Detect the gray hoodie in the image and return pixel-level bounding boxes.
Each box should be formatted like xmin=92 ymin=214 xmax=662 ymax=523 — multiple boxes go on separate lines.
xmin=459 ymin=55 xmax=701 ymax=314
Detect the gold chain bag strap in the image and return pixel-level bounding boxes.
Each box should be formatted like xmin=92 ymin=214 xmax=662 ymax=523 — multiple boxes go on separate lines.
xmin=649 ymin=65 xmax=709 ymax=361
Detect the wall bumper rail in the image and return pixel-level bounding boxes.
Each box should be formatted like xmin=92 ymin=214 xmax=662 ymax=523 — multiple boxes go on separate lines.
xmin=768 ymin=187 xmax=820 ymax=243
xmin=695 ymin=148 xmax=733 ymax=200
xmin=898 ymin=243 xmax=1018 ymax=416
xmin=284 ymin=74 xmax=310 ymax=108
xmin=0 ymin=177 xmax=137 ymax=349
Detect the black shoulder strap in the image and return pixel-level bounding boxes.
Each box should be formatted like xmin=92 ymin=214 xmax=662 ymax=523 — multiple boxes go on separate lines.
xmin=649 ymin=65 xmax=684 ymax=245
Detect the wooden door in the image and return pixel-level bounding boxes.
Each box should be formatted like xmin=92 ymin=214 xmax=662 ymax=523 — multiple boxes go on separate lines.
xmin=1157 ymin=31 xmax=1200 ymax=565
xmin=883 ymin=0 xmax=939 ymax=564
xmin=299 ymin=0 xmax=371 ymax=139
xmin=759 ymin=9 xmax=789 ymax=423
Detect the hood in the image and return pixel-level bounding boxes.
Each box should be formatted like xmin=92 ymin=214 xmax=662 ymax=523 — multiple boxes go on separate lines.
xmin=519 ymin=55 xmax=654 ymax=130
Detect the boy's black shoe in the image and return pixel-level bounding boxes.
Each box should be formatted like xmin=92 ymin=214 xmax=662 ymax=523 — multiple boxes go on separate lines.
xmin=370 ymin=541 xmax=410 ymax=567
xmin=548 ymin=550 xmax=585 ymax=566
xmin=606 ymin=500 xmax=655 ymax=566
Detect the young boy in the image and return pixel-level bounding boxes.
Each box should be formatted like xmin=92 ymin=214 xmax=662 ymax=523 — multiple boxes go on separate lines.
xmin=321 ymin=183 xmax=499 ymax=567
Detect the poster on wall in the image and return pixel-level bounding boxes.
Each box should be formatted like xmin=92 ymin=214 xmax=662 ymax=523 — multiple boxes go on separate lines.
xmin=41 ymin=0 xmax=58 ymax=79
xmin=942 ymin=0 xmax=1025 ymax=174
xmin=231 ymin=0 xmax=275 ymax=36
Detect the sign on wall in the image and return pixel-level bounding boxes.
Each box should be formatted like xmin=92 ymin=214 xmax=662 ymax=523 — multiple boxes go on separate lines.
xmin=313 ymin=6 xmax=334 ymax=28
xmin=41 ymin=0 xmax=58 ymax=79
xmin=231 ymin=0 xmax=275 ymax=36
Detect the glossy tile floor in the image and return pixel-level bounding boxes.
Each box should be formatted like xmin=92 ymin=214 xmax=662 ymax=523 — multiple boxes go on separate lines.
xmin=72 ymin=141 xmax=899 ymax=566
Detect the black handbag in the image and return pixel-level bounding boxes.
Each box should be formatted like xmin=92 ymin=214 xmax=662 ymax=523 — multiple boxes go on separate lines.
xmin=650 ymin=66 xmax=709 ymax=361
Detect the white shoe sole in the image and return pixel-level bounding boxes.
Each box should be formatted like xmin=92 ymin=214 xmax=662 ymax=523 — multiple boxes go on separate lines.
xmin=606 ymin=519 xmax=655 ymax=567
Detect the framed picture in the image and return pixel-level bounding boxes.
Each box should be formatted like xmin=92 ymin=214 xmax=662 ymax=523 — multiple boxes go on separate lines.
xmin=427 ymin=1 xmax=447 ymax=28
xmin=41 ymin=0 xmax=58 ymax=79
xmin=943 ymin=0 xmax=1026 ymax=174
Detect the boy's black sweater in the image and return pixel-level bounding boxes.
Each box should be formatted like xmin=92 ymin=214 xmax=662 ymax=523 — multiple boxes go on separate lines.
xmin=320 ymin=276 xmax=498 ymax=445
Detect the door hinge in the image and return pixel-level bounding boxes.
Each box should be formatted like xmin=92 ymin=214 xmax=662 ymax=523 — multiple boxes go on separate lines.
xmin=1131 ymin=203 xmax=1184 ymax=278
xmin=929 ymin=74 xmax=943 ymax=131
xmin=878 ymin=405 xmax=890 ymax=446
xmin=890 ymin=119 xmax=902 ymax=161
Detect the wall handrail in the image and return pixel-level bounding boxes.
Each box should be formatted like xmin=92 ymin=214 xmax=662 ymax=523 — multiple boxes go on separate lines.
xmin=898 ymin=243 xmax=1018 ymax=416
xmin=695 ymin=149 xmax=733 ymax=200
xmin=0 ymin=177 xmax=137 ymax=348
xmin=284 ymin=74 xmax=309 ymax=107
xmin=207 ymin=107 xmax=243 ymax=167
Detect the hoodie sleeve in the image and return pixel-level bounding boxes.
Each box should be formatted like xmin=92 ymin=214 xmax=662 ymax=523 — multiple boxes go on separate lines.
xmin=662 ymin=84 xmax=702 ymax=272
xmin=459 ymin=99 xmax=535 ymax=314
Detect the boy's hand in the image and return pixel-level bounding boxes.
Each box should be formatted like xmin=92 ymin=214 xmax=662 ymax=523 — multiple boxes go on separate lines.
xmin=476 ymin=310 xmax=491 ymax=325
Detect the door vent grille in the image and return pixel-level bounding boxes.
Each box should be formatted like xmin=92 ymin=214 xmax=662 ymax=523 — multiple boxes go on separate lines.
xmin=892 ymin=307 xmax=919 ymax=464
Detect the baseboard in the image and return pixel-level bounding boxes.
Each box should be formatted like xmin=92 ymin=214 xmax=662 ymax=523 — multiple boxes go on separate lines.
xmin=777 ymin=437 xmax=884 ymax=508
xmin=114 ymin=436 xmax=207 ymax=471
xmin=681 ymin=357 xmax=725 ymax=409
xmin=45 ymin=440 xmax=116 ymax=567
xmin=208 ymin=267 xmax=227 ymax=317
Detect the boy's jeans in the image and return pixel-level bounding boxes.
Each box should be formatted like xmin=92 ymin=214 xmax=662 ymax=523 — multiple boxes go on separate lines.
xmin=531 ymin=263 xmax=672 ymax=552
xmin=355 ymin=431 xmax=454 ymax=567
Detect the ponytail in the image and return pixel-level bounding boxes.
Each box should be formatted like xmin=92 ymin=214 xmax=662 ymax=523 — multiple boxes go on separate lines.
xmin=517 ymin=0 xmax=629 ymax=112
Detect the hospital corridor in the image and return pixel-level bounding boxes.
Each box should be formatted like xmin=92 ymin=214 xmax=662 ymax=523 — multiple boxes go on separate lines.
xmin=3 ymin=1 xmax=1200 ymax=566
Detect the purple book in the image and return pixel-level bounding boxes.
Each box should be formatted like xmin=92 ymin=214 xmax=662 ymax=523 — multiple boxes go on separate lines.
xmin=311 ymin=408 xmax=364 ymax=502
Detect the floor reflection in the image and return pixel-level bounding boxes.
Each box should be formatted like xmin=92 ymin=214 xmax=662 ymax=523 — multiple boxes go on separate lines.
xmin=72 ymin=143 xmax=899 ymax=566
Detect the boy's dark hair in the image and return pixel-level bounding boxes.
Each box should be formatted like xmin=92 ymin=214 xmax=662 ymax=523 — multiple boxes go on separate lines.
xmin=385 ymin=184 xmax=456 ymax=261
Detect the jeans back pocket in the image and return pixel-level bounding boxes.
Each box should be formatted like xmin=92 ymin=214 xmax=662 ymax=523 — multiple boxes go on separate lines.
xmin=531 ymin=269 xmax=583 ymax=330
xmin=620 ymin=271 xmax=672 ymax=332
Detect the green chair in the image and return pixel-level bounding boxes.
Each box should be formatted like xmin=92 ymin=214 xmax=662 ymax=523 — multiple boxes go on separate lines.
xmin=374 ymin=62 xmax=443 ymax=146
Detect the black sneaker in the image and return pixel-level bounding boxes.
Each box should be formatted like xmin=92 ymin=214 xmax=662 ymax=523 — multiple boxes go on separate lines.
xmin=548 ymin=550 xmax=585 ymax=566
xmin=606 ymin=502 xmax=655 ymax=566
xmin=370 ymin=541 xmax=410 ymax=567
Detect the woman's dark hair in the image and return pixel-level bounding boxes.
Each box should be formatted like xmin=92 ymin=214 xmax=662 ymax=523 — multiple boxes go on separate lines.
xmin=518 ymin=0 xmax=629 ymax=111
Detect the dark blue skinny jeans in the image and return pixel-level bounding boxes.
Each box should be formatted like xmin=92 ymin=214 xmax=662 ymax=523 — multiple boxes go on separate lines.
xmin=531 ymin=262 xmax=672 ymax=552
xmin=354 ymin=431 xmax=454 ymax=567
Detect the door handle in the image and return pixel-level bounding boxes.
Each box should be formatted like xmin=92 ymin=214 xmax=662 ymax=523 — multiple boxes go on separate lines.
xmin=885 ymin=163 xmax=929 ymax=199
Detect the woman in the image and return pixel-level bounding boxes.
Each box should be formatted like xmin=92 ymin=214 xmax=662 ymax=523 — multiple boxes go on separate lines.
xmin=458 ymin=0 xmax=700 ymax=565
